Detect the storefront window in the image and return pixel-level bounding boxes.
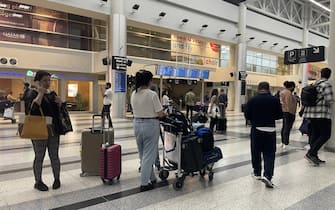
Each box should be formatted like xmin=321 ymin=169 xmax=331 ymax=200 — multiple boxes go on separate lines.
xmin=0 ymin=0 xmax=106 ymax=51
xmin=65 ymin=80 xmax=91 ymax=111
xmin=220 ymin=45 xmax=230 ymax=67
xmin=246 ymin=50 xmax=278 ymax=74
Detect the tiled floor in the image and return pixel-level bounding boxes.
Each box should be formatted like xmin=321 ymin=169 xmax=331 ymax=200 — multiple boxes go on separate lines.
xmin=0 ymin=112 xmax=334 ymax=210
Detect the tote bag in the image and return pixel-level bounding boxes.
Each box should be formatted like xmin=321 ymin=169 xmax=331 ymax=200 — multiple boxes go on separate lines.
xmin=20 ymin=104 xmax=48 ymax=140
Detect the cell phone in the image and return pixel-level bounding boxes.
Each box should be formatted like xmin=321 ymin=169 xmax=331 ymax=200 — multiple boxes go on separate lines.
xmin=35 ymin=81 xmax=40 ymax=88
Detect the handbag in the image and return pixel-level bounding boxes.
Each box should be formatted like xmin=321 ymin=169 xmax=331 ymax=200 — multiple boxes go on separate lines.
xmin=19 ymin=103 xmax=49 ymax=140
xmin=58 ymin=103 xmax=73 ymax=135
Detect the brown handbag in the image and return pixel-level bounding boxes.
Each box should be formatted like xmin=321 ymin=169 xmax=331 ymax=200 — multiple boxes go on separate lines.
xmin=19 ymin=103 xmax=49 ymax=140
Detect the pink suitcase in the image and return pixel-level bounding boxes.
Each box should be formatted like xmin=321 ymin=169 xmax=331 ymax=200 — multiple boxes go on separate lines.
xmin=100 ymin=144 xmax=121 ymax=184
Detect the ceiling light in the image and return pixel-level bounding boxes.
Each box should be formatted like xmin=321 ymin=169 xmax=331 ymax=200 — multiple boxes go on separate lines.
xmin=12 ymin=13 xmax=23 ymax=18
xmin=0 ymin=3 xmax=8 ymax=8
xmin=220 ymin=29 xmax=226 ymax=33
xmin=132 ymin=4 xmax=140 ymax=10
xmin=181 ymin=19 xmax=189 ymax=23
xmin=283 ymin=45 xmax=288 ymax=48
xmin=159 ymin=12 xmax=166 ymax=17
xmin=262 ymin=40 xmax=268 ymax=43
xmin=18 ymin=4 xmax=31 ymax=10
xmin=235 ymin=33 xmax=241 ymax=37
xmin=200 ymin=24 xmax=208 ymax=32
xmin=249 ymin=37 xmax=255 ymax=40
xmin=309 ymin=0 xmax=331 ymax=12
xmin=273 ymin=43 xmax=278 ymax=46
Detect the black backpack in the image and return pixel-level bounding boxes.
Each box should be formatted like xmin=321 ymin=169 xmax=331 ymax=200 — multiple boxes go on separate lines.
xmin=301 ymin=81 xmax=324 ymax=107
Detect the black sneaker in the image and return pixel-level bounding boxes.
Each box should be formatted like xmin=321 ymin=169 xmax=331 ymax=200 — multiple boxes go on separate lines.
xmin=316 ymin=157 xmax=326 ymax=164
xmin=262 ymin=177 xmax=274 ymax=188
xmin=34 ymin=181 xmax=49 ymax=191
xmin=52 ymin=179 xmax=61 ymax=190
xmin=305 ymin=154 xmax=320 ymax=166
xmin=140 ymin=183 xmax=154 ymax=192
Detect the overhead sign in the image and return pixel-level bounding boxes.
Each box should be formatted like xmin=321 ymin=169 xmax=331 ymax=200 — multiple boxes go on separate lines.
xmin=156 ymin=65 xmax=210 ymax=79
xmin=284 ymin=46 xmax=325 ymax=65
xmin=112 ymin=56 xmax=128 ymax=71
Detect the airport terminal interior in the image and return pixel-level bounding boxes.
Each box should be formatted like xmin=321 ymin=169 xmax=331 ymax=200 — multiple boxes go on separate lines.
xmin=1 ymin=0 xmax=335 ymax=209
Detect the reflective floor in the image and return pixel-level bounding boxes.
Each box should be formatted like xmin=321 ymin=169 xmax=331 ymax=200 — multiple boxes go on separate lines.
xmin=0 ymin=112 xmax=334 ymax=210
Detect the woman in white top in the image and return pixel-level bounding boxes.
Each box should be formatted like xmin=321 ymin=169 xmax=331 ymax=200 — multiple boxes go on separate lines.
xmin=208 ymin=95 xmax=220 ymax=132
xmin=131 ymin=70 xmax=165 ymax=192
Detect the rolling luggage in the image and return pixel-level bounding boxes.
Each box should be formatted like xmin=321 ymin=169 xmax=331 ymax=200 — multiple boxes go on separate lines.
xmin=181 ymin=135 xmax=204 ymax=173
xmin=216 ymin=118 xmax=227 ymax=133
xmin=203 ymin=147 xmax=223 ymax=165
xmin=100 ymin=144 xmax=121 ymax=184
xmin=80 ymin=114 xmax=114 ymax=176
xmin=196 ymin=127 xmax=214 ymax=152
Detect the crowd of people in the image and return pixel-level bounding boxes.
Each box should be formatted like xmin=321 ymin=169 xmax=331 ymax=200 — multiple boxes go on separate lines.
xmin=10 ymin=67 xmax=332 ymax=193
xmin=245 ymin=67 xmax=333 ymax=188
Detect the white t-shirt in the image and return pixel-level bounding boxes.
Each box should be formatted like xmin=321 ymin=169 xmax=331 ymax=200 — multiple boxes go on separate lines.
xmin=103 ymin=88 xmax=113 ymax=105
xmin=162 ymin=95 xmax=170 ymax=106
xmin=131 ymin=88 xmax=163 ymax=118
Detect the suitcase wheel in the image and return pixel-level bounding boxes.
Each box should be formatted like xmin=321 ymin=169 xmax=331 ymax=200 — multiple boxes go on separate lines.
xmin=159 ymin=170 xmax=169 ymax=181
xmin=117 ymin=175 xmax=120 ymax=180
xmin=80 ymin=172 xmax=88 ymax=177
xmin=173 ymin=178 xmax=184 ymax=191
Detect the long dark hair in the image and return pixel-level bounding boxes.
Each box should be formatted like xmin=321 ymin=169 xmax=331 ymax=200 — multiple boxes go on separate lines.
xmin=135 ymin=70 xmax=153 ymax=92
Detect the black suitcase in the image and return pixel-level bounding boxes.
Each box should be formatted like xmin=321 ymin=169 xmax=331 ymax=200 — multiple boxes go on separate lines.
xmin=181 ymin=135 xmax=204 ymax=172
xmin=216 ymin=118 xmax=227 ymax=133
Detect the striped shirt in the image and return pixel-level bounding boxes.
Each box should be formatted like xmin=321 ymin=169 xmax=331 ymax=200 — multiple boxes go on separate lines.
xmin=303 ymin=79 xmax=333 ymax=119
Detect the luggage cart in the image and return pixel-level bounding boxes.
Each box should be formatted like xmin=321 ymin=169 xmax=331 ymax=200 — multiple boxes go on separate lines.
xmin=0 ymin=100 xmax=16 ymax=123
xmin=159 ymin=118 xmax=220 ymax=190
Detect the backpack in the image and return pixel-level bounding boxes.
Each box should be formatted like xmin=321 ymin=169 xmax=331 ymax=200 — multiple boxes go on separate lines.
xmin=301 ymin=81 xmax=324 ymax=107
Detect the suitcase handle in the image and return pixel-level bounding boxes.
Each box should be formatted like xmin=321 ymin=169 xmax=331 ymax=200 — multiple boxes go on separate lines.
xmin=91 ymin=114 xmax=103 ymax=134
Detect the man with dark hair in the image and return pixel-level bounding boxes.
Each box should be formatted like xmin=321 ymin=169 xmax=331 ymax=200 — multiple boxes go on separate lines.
xmin=185 ymin=89 xmax=196 ymax=119
xmin=102 ymin=82 xmax=113 ymax=128
xmin=279 ymin=81 xmax=297 ymax=148
xmin=245 ymin=82 xmax=283 ymax=188
xmin=303 ymin=67 xmax=333 ymax=166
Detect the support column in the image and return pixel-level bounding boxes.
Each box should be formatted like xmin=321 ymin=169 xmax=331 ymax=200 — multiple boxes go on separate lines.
xmin=234 ymin=3 xmax=247 ymax=112
xmin=301 ymin=3 xmax=310 ymax=88
xmin=201 ymin=79 xmax=205 ymax=104
xmin=60 ymin=79 xmax=66 ymax=102
xmin=109 ymin=0 xmax=127 ymax=118
xmin=326 ymin=1 xmax=335 ymax=151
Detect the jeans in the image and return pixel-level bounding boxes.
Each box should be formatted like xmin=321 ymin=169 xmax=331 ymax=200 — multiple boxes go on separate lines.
xmin=251 ymin=127 xmax=276 ymax=180
xmin=134 ymin=118 xmax=160 ymax=185
xmin=186 ymin=105 xmax=194 ymax=119
xmin=101 ymin=104 xmax=113 ymax=128
xmin=32 ymin=135 xmax=60 ymax=182
xmin=281 ymin=112 xmax=295 ymax=145
xmin=308 ymin=118 xmax=332 ymax=157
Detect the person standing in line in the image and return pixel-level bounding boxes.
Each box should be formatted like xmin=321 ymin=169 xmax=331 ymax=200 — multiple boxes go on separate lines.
xmin=293 ymin=92 xmax=301 ymax=108
xmin=6 ymin=91 xmax=16 ymax=102
xmin=131 ymin=70 xmax=165 ymax=192
xmin=304 ymin=68 xmax=333 ymax=166
xmin=207 ymin=95 xmax=220 ymax=132
xmin=279 ymin=81 xmax=297 ymax=149
xmin=245 ymin=82 xmax=283 ymax=188
xmin=101 ymin=82 xmax=113 ymax=128
xmin=162 ymin=90 xmax=170 ymax=112
xmin=20 ymin=82 xmax=31 ymax=114
xmin=185 ymin=89 xmax=196 ymax=119
xmin=26 ymin=71 xmax=63 ymax=191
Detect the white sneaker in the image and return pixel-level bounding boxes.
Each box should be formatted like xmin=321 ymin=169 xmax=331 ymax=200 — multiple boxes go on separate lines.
xmin=251 ymin=173 xmax=262 ymax=180
xmin=277 ymin=143 xmax=283 ymax=148
xmin=304 ymin=144 xmax=310 ymax=150
xmin=282 ymin=144 xmax=286 ymax=149
xmin=262 ymin=177 xmax=275 ymax=188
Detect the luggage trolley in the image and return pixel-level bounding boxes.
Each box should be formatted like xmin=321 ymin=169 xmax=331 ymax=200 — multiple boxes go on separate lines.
xmin=159 ymin=116 xmax=221 ymax=190
xmin=0 ymin=100 xmax=16 ymax=123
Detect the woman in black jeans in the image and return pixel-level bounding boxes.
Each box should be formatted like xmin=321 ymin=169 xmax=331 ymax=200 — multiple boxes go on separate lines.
xmin=208 ymin=95 xmax=220 ymax=132
xmin=26 ymin=71 xmax=62 ymax=191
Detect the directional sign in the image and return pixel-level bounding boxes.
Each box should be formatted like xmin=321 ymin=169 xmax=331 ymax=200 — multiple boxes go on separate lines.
xmin=284 ymin=46 xmax=325 ymax=65
xmin=112 ymin=56 xmax=128 ymax=71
